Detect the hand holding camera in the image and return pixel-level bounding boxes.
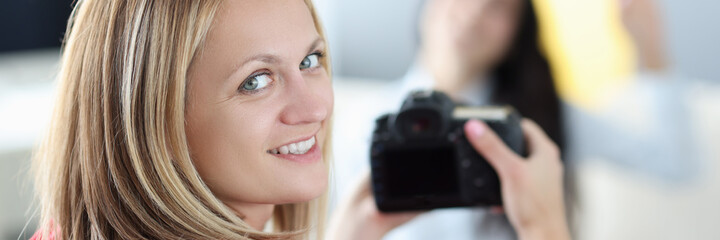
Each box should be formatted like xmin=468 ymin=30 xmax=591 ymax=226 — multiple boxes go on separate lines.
xmin=327 ymin=91 xmax=569 ymax=240
xmin=370 ymin=90 xmax=526 ymax=211
xmin=465 ymin=118 xmax=569 ymax=240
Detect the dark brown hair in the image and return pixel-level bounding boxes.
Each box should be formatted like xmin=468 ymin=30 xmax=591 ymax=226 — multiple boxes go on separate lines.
xmin=491 ymin=0 xmax=565 ymax=151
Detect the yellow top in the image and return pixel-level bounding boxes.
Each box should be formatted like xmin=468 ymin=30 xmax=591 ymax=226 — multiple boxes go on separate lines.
xmin=535 ymin=0 xmax=637 ymax=111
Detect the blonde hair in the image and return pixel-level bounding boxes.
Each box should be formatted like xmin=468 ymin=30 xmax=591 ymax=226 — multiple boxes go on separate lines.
xmin=32 ymin=0 xmax=331 ymax=239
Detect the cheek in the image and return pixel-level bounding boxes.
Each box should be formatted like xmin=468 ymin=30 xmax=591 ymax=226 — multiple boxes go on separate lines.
xmin=313 ymin=72 xmax=334 ymax=115
xmin=495 ymin=16 xmax=518 ymax=46
xmin=475 ymin=14 xmax=517 ymax=61
xmin=225 ymin=110 xmax=274 ymax=153
xmin=189 ymin=105 xmax=272 ymax=156
xmin=323 ymin=80 xmax=334 ymax=115
xmin=186 ymin=101 xmax=279 ymax=201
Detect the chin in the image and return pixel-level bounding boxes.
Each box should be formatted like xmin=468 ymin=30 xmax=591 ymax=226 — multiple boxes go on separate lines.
xmin=277 ymin=167 xmax=329 ymax=203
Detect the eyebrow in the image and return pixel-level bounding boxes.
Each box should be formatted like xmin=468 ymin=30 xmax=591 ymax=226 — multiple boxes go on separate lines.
xmin=225 ymin=37 xmax=325 ymax=84
xmin=238 ymin=37 xmax=324 ymax=67
xmin=306 ymin=37 xmax=324 ymax=54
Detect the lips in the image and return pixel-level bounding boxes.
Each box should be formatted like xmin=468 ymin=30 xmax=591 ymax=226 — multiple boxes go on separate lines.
xmin=268 ymin=136 xmax=316 ymax=155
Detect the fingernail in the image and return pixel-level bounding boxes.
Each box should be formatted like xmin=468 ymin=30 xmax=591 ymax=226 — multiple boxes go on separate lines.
xmin=465 ymin=119 xmax=485 ymax=138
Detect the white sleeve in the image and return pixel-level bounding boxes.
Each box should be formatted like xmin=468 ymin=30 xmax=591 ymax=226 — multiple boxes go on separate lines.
xmin=564 ymin=74 xmax=701 ymax=182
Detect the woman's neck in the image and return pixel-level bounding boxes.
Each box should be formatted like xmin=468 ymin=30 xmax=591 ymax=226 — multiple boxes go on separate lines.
xmin=419 ymin=51 xmax=488 ymax=95
xmin=226 ymin=202 xmax=275 ymax=231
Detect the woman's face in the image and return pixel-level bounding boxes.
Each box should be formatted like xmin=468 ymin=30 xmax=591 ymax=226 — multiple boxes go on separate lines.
xmin=186 ymin=0 xmax=332 ymax=211
xmin=422 ymin=0 xmax=522 ymax=71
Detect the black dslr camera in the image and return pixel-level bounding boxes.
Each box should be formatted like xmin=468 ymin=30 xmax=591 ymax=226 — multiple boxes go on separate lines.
xmin=370 ymin=90 xmax=525 ymax=212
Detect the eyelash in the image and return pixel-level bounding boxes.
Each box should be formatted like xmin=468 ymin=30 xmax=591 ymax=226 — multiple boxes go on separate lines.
xmin=303 ymin=50 xmax=325 ymax=72
xmin=238 ymin=71 xmax=272 ymax=95
xmin=237 ymin=50 xmax=325 ymax=94
xmin=310 ymin=50 xmax=325 ymax=59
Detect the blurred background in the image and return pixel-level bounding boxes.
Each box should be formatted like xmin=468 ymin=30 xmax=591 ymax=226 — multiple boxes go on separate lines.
xmin=1 ymin=0 xmax=719 ymax=239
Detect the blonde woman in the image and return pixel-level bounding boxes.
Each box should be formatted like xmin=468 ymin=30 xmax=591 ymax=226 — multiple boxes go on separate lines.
xmin=31 ymin=0 xmax=569 ymax=239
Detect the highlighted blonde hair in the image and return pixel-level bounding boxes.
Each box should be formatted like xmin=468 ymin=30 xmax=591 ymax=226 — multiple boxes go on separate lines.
xmin=32 ymin=0 xmax=331 ymax=239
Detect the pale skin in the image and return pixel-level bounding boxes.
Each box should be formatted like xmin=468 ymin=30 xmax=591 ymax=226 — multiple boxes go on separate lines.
xmin=186 ymin=0 xmax=332 ymax=230
xmin=184 ymin=0 xmax=569 ymax=238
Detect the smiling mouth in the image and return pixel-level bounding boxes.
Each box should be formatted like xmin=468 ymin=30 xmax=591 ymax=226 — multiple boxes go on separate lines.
xmin=267 ymin=136 xmax=316 ymax=155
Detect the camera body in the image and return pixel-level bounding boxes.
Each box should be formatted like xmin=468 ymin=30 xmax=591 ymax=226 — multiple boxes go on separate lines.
xmin=370 ymin=90 xmax=525 ymax=212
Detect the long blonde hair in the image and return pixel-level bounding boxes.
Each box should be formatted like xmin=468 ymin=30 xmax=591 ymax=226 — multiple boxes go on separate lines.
xmin=32 ymin=0 xmax=331 ymax=239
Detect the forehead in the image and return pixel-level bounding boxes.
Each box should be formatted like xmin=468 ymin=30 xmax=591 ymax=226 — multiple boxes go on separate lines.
xmin=205 ymin=0 xmax=319 ymax=59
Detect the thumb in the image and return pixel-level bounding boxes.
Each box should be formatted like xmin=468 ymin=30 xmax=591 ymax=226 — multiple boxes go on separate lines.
xmin=464 ymin=119 xmax=523 ymax=175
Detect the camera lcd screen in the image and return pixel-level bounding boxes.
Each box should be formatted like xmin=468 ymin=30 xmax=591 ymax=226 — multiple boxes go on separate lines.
xmin=383 ymin=146 xmax=459 ymax=198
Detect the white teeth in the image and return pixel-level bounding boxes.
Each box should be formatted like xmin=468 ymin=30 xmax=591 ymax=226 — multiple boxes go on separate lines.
xmin=279 ymin=145 xmax=289 ymax=154
xmin=269 ymin=136 xmax=316 ymax=155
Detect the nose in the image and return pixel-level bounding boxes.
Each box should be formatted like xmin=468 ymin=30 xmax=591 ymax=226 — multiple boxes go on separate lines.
xmin=278 ymin=71 xmax=329 ymax=125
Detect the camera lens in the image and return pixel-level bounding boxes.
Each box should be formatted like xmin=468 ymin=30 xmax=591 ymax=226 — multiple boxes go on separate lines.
xmin=395 ymin=109 xmax=442 ymax=139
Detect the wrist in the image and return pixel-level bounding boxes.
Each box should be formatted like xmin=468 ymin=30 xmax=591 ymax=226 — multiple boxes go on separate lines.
xmin=359 ymin=213 xmax=393 ymax=240
xmin=327 ymin=216 xmax=386 ymax=240
xmin=332 ymin=205 xmax=391 ymax=240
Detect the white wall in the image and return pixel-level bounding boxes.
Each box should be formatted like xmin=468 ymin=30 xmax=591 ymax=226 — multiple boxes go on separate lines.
xmin=0 ymin=48 xmax=58 ymax=239
xmin=317 ymin=0 xmax=424 ymax=80
xmin=659 ymin=0 xmax=720 ymax=81
xmin=318 ymin=0 xmax=720 ymax=81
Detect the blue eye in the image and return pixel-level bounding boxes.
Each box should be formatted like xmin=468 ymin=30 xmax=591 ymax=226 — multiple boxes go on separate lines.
xmin=300 ymin=53 xmax=321 ymax=70
xmin=241 ymin=73 xmax=272 ymax=91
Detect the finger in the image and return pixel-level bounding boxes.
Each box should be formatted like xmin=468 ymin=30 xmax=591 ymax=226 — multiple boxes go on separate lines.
xmin=521 ymin=119 xmax=560 ymax=160
xmin=464 ymin=119 xmax=522 ymax=173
